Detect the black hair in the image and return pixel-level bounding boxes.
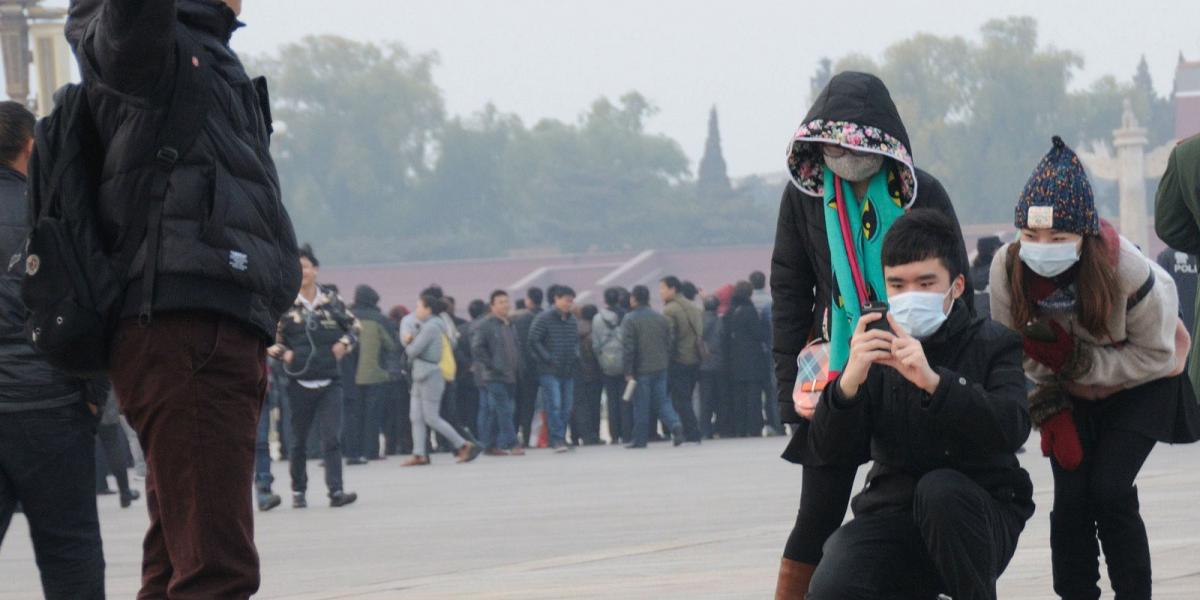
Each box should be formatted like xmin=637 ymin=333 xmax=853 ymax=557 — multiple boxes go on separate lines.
xmin=732 ymin=281 xmax=754 ymax=305
xmin=973 ymin=235 xmax=1004 ymax=269
xmin=420 ymin=285 xmax=444 ymax=300
xmin=618 ymin=287 xmax=631 ymax=310
xmin=703 ymin=296 xmax=720 ymax=311
xmin=881 ymin=208 xmax=964 ymax=280
xmin=603 ymin=287 xmax=621 ymax=308
xmin=468 ymin=299 xmax=488 ymax=320
xmin=0 ymin=101 xmax=34 ymax=167
xmin=681 ymin=281 xmax=698 ymax=301
xmin=298 ymin=243 xmax=319 ymax=268
xmin=551 ymin=285 xmax=575 ymax=301
xmin=580 ymin=304 xmax=599 ymax=322
xmin=660 ymin=275 xmax=681 ymax=291
xmin=631 ymin=285 xmax=650 ymax=307
xmin=419 ymin=293 xmax=447 ymax=315
xmin=489 ymin=289 xmax=509 ymax=305
xmin=516 ymin=299 xmax=526 ymax=310
xmin=749 ymin=271 xmax=767 ymax=290
xmin=527 ymin=287 xmax=544 ymax=308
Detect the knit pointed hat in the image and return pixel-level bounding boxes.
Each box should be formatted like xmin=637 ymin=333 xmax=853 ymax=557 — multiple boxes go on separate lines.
xmin=1015 ymin=136 xmax=1099 ymax=236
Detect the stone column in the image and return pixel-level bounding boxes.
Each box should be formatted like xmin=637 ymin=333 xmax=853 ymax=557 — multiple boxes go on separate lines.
xmin=1113 ymin=99 xmax=1150 ymax=251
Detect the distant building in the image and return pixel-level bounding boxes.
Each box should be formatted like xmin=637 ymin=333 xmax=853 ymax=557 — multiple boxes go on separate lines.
xmin=1175 ymin=56 xmax=1200 ymax=139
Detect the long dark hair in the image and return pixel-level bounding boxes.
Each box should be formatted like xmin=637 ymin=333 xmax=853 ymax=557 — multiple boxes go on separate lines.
xmin=1005 ymin=235 xmax=1120 ymax=338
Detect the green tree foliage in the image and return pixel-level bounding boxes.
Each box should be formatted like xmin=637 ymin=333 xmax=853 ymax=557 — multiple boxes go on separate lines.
xmin=819 ymin=16 xmax=1174 ymax=224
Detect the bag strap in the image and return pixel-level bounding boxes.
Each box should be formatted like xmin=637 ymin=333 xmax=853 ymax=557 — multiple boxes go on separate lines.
xmin=131 ymin=25 xmax=214 ymax=324
xmin=1126 ymin=269 xmax=1156 ymax=311
xmin=834 ymin=175 xmax=871 ymax=308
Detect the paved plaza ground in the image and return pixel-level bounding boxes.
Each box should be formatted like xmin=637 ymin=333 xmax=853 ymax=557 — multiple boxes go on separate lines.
xmin=2 ymin=436 xmax=1199 ymax=598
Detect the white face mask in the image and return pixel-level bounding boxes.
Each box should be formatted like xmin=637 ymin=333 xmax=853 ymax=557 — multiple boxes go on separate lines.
xmin=825 ymin=153 xmax=884 ymax=182
xmin=889 ymin=287 xmax=953 ymax=339
xmin=1019 ymin=241 xmax=1080 ymax=278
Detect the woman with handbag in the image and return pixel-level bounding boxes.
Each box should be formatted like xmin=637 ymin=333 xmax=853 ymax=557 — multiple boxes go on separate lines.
xmin=400 ymin=294 xmax=482 ymax=467
xmin=771 ymin=71 xmax=974 ymax=598
xmin=990 ymin=137 xmax=1200 ymax=599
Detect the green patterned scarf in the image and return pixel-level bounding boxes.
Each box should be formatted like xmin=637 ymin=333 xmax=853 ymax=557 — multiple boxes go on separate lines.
xmin=822 ymin=165 xmax=905 ymax=373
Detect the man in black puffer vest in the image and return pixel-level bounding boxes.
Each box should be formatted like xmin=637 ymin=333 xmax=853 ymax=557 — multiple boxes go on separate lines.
xmin=66 ymin=1 xmax=300 ymax=597
xmin=0 ymin=102 xmax=105 ymax=600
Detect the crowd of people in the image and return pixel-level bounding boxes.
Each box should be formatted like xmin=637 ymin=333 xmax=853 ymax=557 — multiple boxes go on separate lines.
xmin=246 ymin=247 xmax=790 ymax=508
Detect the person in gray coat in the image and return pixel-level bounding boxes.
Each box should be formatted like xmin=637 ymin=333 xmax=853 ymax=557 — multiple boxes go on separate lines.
xmin=401 ymin=294 xmax=481 ymax=466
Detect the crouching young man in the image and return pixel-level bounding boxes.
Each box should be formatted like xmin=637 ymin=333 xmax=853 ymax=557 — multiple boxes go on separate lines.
xmin=807 ymin=209 xmax=1033 ymax=600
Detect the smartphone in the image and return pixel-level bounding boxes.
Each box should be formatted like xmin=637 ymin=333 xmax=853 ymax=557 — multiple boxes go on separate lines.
xmin=1022 ymin=320 xmax=1057 ymax=342
xmin=862 ymin=302 xmax=892 ymax=333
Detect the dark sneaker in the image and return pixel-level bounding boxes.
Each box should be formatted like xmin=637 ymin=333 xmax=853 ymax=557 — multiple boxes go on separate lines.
xmin=346 ymin=457 xmax=368 ymax=466
xmin=672 ymin=425 xmax=685 ymax=447
xmin=292 ymin=493 xmax=307 ymax=509
xmin=330 ymin=491 xmax=358 ymax=508
xmin=120 ymin=489 xmax=141 ymax=509
xmin=625 ymin=443 xmax=647 ymax=449
xmin=258 ymin=493 xmax=282 ymax=512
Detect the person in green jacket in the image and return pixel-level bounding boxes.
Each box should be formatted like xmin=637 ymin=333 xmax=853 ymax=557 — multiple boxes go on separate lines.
xmin=661 ymin=275 xmax=704 ymax=443
xmin=353 ymin=285 xmax=399 ymax=460
xmin=1154 ymin=135 xmax=1200 ymax=396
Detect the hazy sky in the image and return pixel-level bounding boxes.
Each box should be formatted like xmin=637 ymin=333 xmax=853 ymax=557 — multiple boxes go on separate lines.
xmin=40 ymin=0 xmax=1200 ymax=176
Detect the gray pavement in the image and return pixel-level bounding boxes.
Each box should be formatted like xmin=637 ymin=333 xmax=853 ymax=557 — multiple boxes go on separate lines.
xmin=2 ymin=436 xmax=1199 ymax=598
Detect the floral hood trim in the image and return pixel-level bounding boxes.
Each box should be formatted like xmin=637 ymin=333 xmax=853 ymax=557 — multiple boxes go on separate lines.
xmin=786 ymin=119 xmax=918 ymax=208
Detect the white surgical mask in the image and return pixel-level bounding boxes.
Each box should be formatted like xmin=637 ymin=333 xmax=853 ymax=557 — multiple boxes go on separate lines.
xmin=889 ymin=288 xmax=953 ymax=339
xmin=1019 ymin=241 xmax=1080 ymax=278
xmin=825 ymin=153 xmax=884 ymax=182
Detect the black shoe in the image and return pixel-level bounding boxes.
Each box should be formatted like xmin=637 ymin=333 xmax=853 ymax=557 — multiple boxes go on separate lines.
xmin=258 ymin=493 xmax=282 ymax=512
xmin=96 ymin=488 xmax=116 ymax=496
xmin=346 ymin=457 xmax=368 ymax=466
xmin=367 ymin=455 xmax=387 ymax=461
xmin=292 ymin=493 xmax=307 ymax=509
xmin=672 ymin=425 xmax=685 ymax=447
xmin=625 ymin=443 xmax=647 ymax=449
xmin=330 ymin=491 xmax=358 ymax=508
xmin=120 ymin=489 xmax=140 ymax=509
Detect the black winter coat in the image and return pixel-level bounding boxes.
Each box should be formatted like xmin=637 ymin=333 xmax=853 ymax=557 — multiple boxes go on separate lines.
xmin=723 ymin=301 xmax=768 ymax=383
xmin=471 ymin=314 xmax=521 ymax=384
xmin=772 ymin=71 xmax=973 ymax=424
xmin=70 ymin=0 xmax=300 ymax=340
xmin=528 ymin=309 xmax=580 ymax=378
xmin=806 ymin=302 xmax=1034 ymax=520
xmin=0 ymin=168 xmax=83 ymax=412
xmin=273 ymin=288 xmax=358 ymax=382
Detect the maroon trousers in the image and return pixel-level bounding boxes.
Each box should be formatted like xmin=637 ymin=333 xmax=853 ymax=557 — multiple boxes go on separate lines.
xmin=111 ymin=312 xmax=267 ymax=600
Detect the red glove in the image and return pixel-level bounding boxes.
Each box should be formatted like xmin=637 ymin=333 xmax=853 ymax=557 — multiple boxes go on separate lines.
xmin=1039 ymin=410 xmax=1083 ymax=471
xmin=1023 ymin=320 xmax=1073 ymax=373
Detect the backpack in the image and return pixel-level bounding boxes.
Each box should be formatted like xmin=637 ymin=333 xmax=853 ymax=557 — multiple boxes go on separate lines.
xmin=439 ymin=333 xmax=457 ymax=382
xmin=596 ymin=313 xmax=624 ymax=377
xmin=20 ymin=26 xmax=212 ymax=376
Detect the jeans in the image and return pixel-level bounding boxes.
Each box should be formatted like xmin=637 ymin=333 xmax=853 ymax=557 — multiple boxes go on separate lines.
xmin=341 ymin=387 xmax=365 ymax=460
xmin=255 ymin=399 xmax=273 ymax=492
xmin=287 ymin=382 xmax=345 ymax=495
xmin=573 ymin=379 xmax=603 ymax=444
xmin=668 ymin=362 xmax=701 ymax=441
xmin=0 ymin=404 xmax=105 ymax=600
xmin=698 ymin=369 xmax=725 ymax=438
xmin=479 ymin=382 xmax=518 ymax=450
xmin=539 ymin=375 xmax=576 ymax=446
xmin=631 ymin=370 xmax=681 ymax=446
xmin=809 ymin=470 xmax=1024 ymax=600
xmin=412 ymin=373 xmax=466 ymax=456
xmin=111 ymin=312 xmax=266 ymax=599
xmin=602 ymin=374 xmax=627 ymax=442
xmin=360 ymin=383 xmax=390 ymax=459
xmin=1050 ymin=428 xmax=1155 ymax=600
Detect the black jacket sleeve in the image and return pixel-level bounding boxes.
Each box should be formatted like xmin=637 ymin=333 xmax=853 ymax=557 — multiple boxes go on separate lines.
xmin=84 ymin=0 xmax=176 ymax=96
xmin=622 ymin=317 xmax=637 ymax=377
xmin=808 ymin=373 xmax=874 ymax=465
xmin=529 ymin=313 xmax=551 ymax=368
xmin=471 ymin=320 xmax=495 ymax=374
xmin=771 ymin=185 xmax=818 ymax=411
xmin=921 ymin=327 xmax=1031 ymax=455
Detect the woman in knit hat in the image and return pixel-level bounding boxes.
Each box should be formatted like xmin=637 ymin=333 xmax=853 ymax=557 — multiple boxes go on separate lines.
xmin=990 ymin=136 xmax=1200 ymax=599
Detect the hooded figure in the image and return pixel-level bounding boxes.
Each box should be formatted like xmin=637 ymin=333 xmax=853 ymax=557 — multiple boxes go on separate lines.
xmin=771 ymin=72 xmax=973 ymax=599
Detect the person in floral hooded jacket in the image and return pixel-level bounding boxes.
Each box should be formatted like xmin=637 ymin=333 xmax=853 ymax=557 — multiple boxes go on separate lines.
xmin=771 ymin=71 xmax=973 ymax=598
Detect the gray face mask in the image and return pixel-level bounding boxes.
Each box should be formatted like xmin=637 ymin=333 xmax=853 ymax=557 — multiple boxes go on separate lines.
xmin=825 ymin=153 xmax=884 ymax=182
